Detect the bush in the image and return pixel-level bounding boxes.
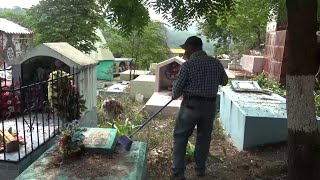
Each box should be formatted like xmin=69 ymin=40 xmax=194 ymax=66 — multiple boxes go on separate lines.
xmin=254 ymin=72 xmax=286 ymax=97
xmin=97 ymin=95 xmax=147 ymax=136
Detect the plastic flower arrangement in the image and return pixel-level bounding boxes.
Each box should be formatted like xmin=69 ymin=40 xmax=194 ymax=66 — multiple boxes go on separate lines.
xmin=165 ymin=62 xmax=181 ymax=80
xmin=57 ymin=120 xmax=86 ymax=158
xmin=0 ymin=85 xmax=21 ymax=119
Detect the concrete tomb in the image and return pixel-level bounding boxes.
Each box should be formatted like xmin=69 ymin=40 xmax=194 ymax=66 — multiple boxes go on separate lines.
xmin=145 ymin=56 xmax=185 ymax=118
xmin=17 ymin=128 xmax=148 ymax=180
xmin=120 ymin=70 xmax=151 ymax=81
xmin=219 ymin=82 xmax=287 ymax=151
xmin=240 ymin=55 xmax=265 ymax=74
xmin=130 ymin=75 xmax=156 ymax=99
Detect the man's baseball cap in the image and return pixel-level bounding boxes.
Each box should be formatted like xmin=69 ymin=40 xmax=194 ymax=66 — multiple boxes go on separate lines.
xmin=179 ymin=36 xmax=203 ymax=49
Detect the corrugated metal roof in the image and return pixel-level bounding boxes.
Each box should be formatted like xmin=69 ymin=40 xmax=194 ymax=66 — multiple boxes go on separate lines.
xmin=0 ymin=18 xmax=33 ymax=34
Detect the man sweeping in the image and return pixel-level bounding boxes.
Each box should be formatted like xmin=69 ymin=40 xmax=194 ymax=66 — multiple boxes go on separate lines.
xmin=171 ymin=36 xmax=228 ymax=179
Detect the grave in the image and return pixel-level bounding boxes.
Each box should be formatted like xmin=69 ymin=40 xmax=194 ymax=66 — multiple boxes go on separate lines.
xmin=120 ymin=70 xmax=151 ymax=81
xmin=219 ymin=58 xmax=231 ymax=69
xmin=145 ymin=56 xmax=185 ymax=118
xmin=240 ymin=55 xmax=265 ymax=74
xmin=9 ymin=42 xmax=98 ymax=127
xmin=219 ymin=81 xmax=287 ymax=151
xmin=90 ymin=29 xmax=115 ymax=81
xmin=98 ymin=82 xmax=129 ymax=99
xmin=130 ymin=75 xmax=156 ymax=99
xmin=16 ymin=128 xmax=148 ymax=180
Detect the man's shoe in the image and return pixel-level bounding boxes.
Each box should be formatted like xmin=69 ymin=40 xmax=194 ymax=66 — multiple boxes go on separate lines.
xmin=195 ymin=171 xmax=205 ymax=177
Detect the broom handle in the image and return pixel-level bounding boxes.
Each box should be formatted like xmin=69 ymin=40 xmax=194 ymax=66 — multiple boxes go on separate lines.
xmin=129 ymin=99 xmax=173 ymax=138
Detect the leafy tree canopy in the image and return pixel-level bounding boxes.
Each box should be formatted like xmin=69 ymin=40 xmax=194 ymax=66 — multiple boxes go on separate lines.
xmin=104 ymin=21 xmax=169 ymax=69
xmin=198 ymin=0 xmax=278 ymax=55
xmin=27 ymin=0 xmax=107 ymax=53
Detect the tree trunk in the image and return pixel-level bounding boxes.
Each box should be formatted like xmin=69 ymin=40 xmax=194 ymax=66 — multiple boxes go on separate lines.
xmin=286 ymin=0 xmax=320 ymax=179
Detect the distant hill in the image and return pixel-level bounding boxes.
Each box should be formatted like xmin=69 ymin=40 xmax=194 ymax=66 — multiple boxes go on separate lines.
xmin=0 ymin=6 xmax=25 ymax=13
xmin=165 ymin=26 xmax=215 ymax=54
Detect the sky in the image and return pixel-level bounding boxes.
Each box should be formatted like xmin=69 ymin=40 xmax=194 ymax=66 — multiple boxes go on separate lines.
xmin=0 ymin=0 xmax=168 ymax=23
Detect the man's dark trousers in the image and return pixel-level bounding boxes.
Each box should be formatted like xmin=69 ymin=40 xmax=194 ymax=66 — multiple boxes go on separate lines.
xmin=172 ymin=96 xmax=216 ymax=177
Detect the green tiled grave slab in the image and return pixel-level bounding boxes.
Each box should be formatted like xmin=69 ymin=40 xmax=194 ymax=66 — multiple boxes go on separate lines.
xmin=16 ymin=141 xmax=148 ymax=180
xmin=83 ymin=128 xmax=118 ymax=153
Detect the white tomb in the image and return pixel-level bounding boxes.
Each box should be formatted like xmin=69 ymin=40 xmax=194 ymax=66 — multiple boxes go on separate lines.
xmin=119 ymin=70 xmax=151 ymax=81
xmin=130 ymin=75 xmax=156 ymax=99
xmin=145 ymin=56 xmax=185 ymax=118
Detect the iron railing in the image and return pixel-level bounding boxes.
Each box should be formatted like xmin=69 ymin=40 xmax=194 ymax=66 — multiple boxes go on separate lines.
xmin=0 ymin=67 xmax=80 ymax=162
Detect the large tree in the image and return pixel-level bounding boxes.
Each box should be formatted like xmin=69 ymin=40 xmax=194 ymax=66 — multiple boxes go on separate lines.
xmin=27 ymin=0 xmax=107 ymax=53
xmin=104 ymin=21 xmax=169 ymax=69
xmin=198 ymin=0 xmax=275 ymax=55
xmin=286 ymin=0 xmax=320 ymax=179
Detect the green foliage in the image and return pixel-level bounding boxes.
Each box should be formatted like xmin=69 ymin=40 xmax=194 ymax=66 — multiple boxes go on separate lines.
xmin=57 ymin=120 xmax=86 ymax=158
xmin=254 ymin=72 xmax=286 ymax=97
xmin=48 ymin=70 xmax=87 ymax=123
xmin=27 ymin=0 xmax=107 ymax=53
xmin=199 ymin=0 xmax=277 ymax=55
xmin=186 ymin=141 xmax=195 ymax=163
xmin=98 ymin=95 xmax=146 ymax=136
xmin=105 ymin=0 xmax=150 ymax=35
xmin=104 ymin=21 xmax=169 ymax=69
xmin=150 ymin=0 xmax=234 ymax=31
xmin=315 ymin=91 xmax=320 ymax=117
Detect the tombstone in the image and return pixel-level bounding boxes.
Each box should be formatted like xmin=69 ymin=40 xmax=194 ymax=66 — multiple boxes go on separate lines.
xmin=9 ymin=42 xmax=99 ymax=127
xmin=145 ymin=56 xmax=185 ymax=118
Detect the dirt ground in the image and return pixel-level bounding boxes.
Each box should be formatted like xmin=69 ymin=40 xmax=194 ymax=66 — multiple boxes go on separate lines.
xmin=136 ymin=115 xmax=287 ymax=180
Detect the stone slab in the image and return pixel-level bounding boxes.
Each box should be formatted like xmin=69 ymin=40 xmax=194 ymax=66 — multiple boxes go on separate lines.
xmin=219 ymin=59 xmax=231 ymax=69
xmin=224 ymin=69 xmax=236 ymax=79
xmin=16 ymin=141 xmax=148 ymax=180
xmin=120 ymin=70 xmax=151 ymax=81
xmin=219 ymin=86 xmax=287 ymax=151
xmin=145 ymin=91 xmax=182 ymax=118
xmin=240 ymin=55 xmax=265 ymax=74
xmin=98 ymin=83 xmax=129 ymax=99
xmin=130 ymin=75 xmax=156 ymax=99
xmin=83 ymin=128 xmax=118 ymax=154
xmin=145 ymin=91 xmax=221 ymax=118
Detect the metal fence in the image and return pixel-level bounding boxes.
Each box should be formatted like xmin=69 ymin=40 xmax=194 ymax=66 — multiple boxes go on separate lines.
xmin=0 ymin=68 xmax=80 ymax=162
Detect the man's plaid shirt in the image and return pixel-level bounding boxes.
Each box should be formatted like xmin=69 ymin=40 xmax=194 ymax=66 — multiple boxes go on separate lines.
xmin=172 ymin=51 xmax=228 ymax=99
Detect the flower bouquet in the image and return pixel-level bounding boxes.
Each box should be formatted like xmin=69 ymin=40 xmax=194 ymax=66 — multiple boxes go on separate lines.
xmin=57 ymin=120 xmax=86 ymax=159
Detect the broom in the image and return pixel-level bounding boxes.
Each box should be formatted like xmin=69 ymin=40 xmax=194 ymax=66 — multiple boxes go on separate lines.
xmin=118 ymin=99 xmax=173 ymax=151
